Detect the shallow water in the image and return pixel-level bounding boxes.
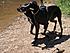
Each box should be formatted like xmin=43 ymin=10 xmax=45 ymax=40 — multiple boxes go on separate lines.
xmin=0 ymin=2 xmax=20 ymax=32
xmin=0 ymin=0 xmax=33 ymax=32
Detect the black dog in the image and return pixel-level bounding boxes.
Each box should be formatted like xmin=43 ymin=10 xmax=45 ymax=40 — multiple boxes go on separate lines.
xmin=17 ymin=1 xmax=63 ymax=41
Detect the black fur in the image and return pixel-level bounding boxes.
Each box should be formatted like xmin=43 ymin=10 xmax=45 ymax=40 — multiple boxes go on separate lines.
xmin=17 ymin=1 xmax=63 ymax=41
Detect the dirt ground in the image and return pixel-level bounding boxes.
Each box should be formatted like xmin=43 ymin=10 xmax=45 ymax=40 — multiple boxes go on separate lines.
xmin=0 ymin=14 xmax=70 ymax=53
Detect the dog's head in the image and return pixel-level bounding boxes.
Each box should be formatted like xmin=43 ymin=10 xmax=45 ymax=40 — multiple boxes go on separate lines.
xmin=17 ymin=1 xmax=38 ymax=24
xmin=17 ymin=2 xmax=36 ymax=12
xmin=17 ymin=3 xmax=30 ymax=12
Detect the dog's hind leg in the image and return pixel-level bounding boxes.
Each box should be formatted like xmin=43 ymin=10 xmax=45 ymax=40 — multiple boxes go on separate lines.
xmin=58 ymin=17 xmax=63 ymax=38
xmin=50 ymin=19 xmax=57 ymax=32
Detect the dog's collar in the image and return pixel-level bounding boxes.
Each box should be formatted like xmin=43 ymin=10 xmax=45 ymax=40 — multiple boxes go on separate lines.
xmin=34 ymin=9 xmax=39 ymax=15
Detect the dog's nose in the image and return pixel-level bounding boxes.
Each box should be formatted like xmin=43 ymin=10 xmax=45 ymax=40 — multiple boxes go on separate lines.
xmin=17 ymin=8 xmax=20 ymax=12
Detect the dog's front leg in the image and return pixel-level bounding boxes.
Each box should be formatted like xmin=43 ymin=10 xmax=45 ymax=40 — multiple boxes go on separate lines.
xmin=30 ymin=24 xmax=34 ymax=34
xmin=34 ymin=24 xmax=39 ymax=40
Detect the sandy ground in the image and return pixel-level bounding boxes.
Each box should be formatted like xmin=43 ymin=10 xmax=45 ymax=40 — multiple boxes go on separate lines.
xmin=0 ymin=15 xmax=70 ymax=53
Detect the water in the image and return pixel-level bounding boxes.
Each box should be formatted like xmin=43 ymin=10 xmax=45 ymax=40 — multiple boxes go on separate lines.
xmin=0 ymin=1 xmax=20 ymax=32
xmin=0 ymin=0 xmax=33 ymax=32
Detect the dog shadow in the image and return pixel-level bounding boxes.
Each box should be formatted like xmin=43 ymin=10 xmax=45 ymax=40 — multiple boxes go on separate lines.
xmin=32 ymin=31 xmax=70 ymax=50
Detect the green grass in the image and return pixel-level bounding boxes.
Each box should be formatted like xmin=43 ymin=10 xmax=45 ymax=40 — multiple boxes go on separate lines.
xmin=56 ymin=0 xmax=70 ymax=15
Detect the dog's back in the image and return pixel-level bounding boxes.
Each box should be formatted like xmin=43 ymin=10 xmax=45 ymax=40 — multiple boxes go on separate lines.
xmin=47 ymin=6 xmax=61 ymax=20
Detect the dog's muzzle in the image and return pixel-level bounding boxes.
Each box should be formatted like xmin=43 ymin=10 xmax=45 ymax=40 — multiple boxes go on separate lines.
xmin=17 ymin=8 xmax=23 ymax=12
